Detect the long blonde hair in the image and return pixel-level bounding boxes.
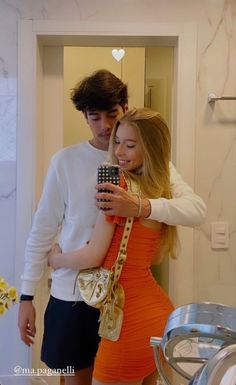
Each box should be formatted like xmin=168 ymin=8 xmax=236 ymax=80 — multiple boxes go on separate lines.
xmin=109 ymin=107 xmax=179 ymax=260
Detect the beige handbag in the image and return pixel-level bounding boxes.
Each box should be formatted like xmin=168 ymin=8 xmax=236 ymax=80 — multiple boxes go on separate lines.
xmin=77 ymin=216 xmax=134 ymax=341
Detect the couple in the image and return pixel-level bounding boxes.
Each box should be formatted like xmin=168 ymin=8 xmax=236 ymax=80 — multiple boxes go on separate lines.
xmin=18 ymin=69 xmax=206 ymax=385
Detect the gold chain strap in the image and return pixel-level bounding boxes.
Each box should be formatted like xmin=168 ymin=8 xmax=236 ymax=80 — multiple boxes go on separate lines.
xmin=112 ymin=216 xmax=134 ymax=282
xmin=111 ymin=173 xmax=139 ymax=283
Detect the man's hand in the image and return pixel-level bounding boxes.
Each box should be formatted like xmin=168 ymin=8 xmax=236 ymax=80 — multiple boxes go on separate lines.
xmin=95 ymin=183 xmax=151 ymax=218
xmin=18 ymin=301 xmax=36 ymax=346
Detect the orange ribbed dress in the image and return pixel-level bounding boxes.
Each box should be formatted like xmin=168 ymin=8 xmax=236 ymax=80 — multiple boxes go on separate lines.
xmin=93 ymin=218 xmax=174 ymax=383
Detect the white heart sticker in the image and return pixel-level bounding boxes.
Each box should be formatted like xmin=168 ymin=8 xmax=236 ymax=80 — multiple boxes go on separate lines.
xmin=112 ymin=49 xmax=125 ymax=62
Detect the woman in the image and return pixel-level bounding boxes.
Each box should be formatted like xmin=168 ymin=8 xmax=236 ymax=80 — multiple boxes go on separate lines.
xmin=49 ymin=107 xmax=178 ymax=385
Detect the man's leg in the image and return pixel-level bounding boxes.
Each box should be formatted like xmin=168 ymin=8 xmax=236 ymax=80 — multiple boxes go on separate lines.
xmin=41 ymin=296 xmax=100 ymax=382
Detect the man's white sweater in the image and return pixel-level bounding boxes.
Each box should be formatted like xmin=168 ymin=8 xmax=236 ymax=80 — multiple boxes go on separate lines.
xmin=21 ymin=141 xmax=206 ymax=301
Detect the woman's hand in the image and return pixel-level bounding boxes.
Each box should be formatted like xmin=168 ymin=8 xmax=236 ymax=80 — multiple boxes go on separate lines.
xmin=95 ymin=183 xmax=151 ymax=218
xmin=48 ymin=243 xmax=62 ymax=270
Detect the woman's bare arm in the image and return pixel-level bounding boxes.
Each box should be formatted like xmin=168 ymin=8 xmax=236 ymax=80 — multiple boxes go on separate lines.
xmin=48 ymin=212 xmax=115 ymax=271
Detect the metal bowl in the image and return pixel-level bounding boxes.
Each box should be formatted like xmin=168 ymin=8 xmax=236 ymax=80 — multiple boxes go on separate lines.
xmin=189 ymin=344 xmax=236 ymax=385
xmin=150 ymin=338 xmax=189 ymax=385
xmin=151 ymin=302 xmax=236 ymax=383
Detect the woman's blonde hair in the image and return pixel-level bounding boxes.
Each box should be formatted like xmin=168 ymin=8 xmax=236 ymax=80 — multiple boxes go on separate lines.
xmin=109 ymin=107 xmax=179 ymax=260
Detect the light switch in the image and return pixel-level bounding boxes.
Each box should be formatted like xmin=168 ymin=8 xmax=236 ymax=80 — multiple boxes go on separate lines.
xmin=211 ymin=222 xmax=229 ymax=249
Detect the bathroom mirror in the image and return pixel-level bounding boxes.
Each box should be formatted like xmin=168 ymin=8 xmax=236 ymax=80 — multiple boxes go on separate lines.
xmin=17 ymin=21 xmax=197 ymax=377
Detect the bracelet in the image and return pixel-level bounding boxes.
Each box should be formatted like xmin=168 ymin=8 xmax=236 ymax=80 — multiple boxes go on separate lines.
xmin=136 ymin=196 xmax=142 ymax=217
xmin=20 ymin=294 xmax=34 ymax=302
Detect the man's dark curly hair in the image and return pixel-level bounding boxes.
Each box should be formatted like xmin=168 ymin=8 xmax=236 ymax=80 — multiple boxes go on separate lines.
xmin=71 ymin=69 xmax=128 ymax=112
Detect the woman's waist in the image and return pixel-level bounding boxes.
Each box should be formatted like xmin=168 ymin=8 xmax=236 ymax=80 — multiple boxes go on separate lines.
xmin=113 ymin=267 xmax=154 ymax=283
xmin=106 ymin=234 xmax=160 ymax=263
xmin=119 ymin=275 xmax=163 ymax=299
xmin=103 ymin=255 xmax=154 ymax=269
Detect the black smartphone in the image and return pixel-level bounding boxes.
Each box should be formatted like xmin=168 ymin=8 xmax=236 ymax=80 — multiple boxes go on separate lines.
xmin=97 ymin=164 xmax=120 ymax=206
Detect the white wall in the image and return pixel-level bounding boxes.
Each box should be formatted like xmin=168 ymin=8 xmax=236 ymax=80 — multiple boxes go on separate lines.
xmin=0 ymin=0 xmax=235 ymax=376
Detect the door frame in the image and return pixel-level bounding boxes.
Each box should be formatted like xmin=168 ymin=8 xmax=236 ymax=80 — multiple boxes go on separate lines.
xmin=16 ymin=19 xmax=197 ymax=367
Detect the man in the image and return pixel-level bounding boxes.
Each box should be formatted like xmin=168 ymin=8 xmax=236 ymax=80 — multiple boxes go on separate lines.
xmin=18 ymin=69 xmax=206 ymax=385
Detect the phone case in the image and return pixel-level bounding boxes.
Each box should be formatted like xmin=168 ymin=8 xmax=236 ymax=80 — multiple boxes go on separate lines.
xmin=97 ymin=164 xmax=120 ymax=204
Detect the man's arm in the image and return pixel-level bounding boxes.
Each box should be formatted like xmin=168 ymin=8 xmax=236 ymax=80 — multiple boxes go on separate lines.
xmin=18 ymin=160 xmax=65 ymax=345
xmin=96 ymin=162 xmax=206 ymax=226
xmin=20 ymin=162 xmax=65 ymax=295
xmin=148 ymin=162 xmax=207 ymax=226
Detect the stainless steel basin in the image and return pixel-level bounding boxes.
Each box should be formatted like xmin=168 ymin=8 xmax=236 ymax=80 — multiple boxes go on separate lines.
xmin=151 ymin=302 xmax=236 ymax=384
xmin=189 ymin=344 xmax=236 ymax=385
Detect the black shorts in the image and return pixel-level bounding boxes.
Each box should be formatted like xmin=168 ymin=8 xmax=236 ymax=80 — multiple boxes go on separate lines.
xmin=41 ymin=296 xmax=100 ymax=370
